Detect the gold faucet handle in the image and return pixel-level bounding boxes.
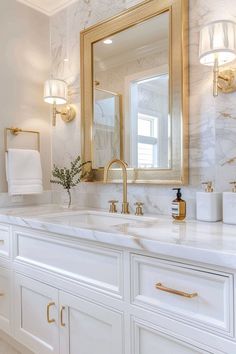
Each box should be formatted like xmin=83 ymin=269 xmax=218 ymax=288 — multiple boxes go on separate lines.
xmin=134 ymin=202 xmax=144 ymax=216
xmin=108 ymin=200 xmax=118 ymax=213
xmin=230 ymin=181 xmax=236 ymax=192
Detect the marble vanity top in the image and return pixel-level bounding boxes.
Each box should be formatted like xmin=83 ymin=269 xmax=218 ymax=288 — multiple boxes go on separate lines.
xmin=0 ymin=204 xmax=236 ymax=269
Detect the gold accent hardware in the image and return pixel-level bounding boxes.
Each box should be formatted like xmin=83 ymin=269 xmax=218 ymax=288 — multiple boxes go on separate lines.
xmin=0 ymin=293 xmax=4 ymax=296
xmin=155 ymin=283 xmax=198 ymax=298
xmin=135 ymin=202 xmax=144 ymax=216
xmin=211 ymin=65 xmax=236 ymax=97
xmin=0 ymin=240 xmax=4 ymax=244
xmin=104 ymin=159 xmax=130 ymax=214
xmin=47 ymin=302 xmax=56 ymax=324
xmin=60 ymin=106 xmax=76 ymax=123
xmin=202 ymin=181 xmax=213 ymax=193
xmin=108 ymin=200 xmax=118 ymax=213
xmin=213 ymin=57 xmax=219 ymax=97
xmin=4 ymin=127 xmax=40 ymax=152
xmin=218 ymin=69 xmax=236 ymax=93
xmin=60 ymin=306 xmax=66 ymax=327
xmin=230 ymin=181 xmax=236 ymax=193
xmin=52 ymin=104 xmax=76 ymax=126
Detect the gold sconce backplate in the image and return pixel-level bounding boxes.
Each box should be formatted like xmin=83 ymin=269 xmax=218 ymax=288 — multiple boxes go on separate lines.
xmin=218 ymin=69 xmax=236 ymax=93
xmin=60 ymin=105 xmax=76 ymax=123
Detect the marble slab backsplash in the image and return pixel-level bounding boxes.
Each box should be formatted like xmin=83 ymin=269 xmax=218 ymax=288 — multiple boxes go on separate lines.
xmin=0 ymin=191 xmax=52 ymax=209
xmin=50 ymin=0 xmax=236 ymax=219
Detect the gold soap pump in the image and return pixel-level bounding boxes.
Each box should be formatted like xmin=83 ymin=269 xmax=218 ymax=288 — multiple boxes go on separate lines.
xmin=230 ymin=181 xmax=236 ymax=193
xmin=202 ymin=181 xmax=214 ymax=193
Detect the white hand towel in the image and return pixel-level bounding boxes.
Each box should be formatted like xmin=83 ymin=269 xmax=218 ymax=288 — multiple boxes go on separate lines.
xmin=6 ymin=149 xmax=43 ymax=195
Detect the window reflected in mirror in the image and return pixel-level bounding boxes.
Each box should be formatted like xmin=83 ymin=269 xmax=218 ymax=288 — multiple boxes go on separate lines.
xmin=93 ymin=11 xmax=170 ymax=170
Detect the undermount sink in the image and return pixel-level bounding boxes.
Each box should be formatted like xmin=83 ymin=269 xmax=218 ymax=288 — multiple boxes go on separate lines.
xmin=36 ymin=210 xmax=157 ymax=229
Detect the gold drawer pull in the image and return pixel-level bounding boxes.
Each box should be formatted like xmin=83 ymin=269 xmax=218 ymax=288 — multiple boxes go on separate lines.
xmin=0 ymin=293 xmax=4 ymax=297
xmin=155 ymin=283 xmax=198 ymax=298
xmin=47 ymin=302 xmax=56 ymax=323
xmin=0 ymin=240 xmax=4 ymax=244
xmin=60 ymin=306 xmax=66 ymax=327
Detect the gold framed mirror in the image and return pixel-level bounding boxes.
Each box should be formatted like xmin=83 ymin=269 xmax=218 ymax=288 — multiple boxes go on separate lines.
xmin=81 ymin=0 xmax=188 ymax=184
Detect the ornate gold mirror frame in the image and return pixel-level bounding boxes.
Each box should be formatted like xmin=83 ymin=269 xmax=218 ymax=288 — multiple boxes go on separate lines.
xmin=81 ymin=0 xmax=188 ymax=184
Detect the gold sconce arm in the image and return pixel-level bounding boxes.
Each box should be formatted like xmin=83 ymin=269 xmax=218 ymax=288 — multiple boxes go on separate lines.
xmin=213 ymin=58 xmax=219 ymax=97
xmin=218 ymin=69 xmax=236 ymax=93
xmin=52 ymin=103 xmax=76 ymax=127
xmin=212 ymin=62 xmax=236 ymax=97
xmin=199 ymin=20 xmax=236 ymax=97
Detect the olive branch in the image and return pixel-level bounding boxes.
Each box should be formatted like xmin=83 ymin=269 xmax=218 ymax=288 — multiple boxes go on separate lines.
xmin=50 ymin=155 xmax=91 ymax=208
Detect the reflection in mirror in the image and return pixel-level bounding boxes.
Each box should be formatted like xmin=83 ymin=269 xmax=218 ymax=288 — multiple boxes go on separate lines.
xmin=93 ymin=11 xmax=169 ymax=169
xmin=93 ymin=83 xmax=122 ymax=168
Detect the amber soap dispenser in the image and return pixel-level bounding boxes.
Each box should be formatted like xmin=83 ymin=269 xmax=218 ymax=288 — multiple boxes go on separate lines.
xmin=172 ymin=188 xmax=186 ymax=221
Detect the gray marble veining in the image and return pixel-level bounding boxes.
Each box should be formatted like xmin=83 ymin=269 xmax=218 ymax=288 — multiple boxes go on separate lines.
xmin=50 ymin=0 xmax=236 ymax=218
xmin=1 ymin=205 xmax=236 ymax=270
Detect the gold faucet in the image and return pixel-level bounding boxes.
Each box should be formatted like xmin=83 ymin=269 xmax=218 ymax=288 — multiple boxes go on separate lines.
xmin=104 ymin=158 xmax=130 ymax=214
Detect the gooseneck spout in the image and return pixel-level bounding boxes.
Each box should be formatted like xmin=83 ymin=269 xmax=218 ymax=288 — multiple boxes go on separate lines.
xmin=104 ymin=159 xmax=130 ymax=214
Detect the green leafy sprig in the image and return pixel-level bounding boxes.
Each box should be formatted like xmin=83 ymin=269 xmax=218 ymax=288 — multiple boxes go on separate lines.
xmin=50 ymin=155 xmax=91 ymax=207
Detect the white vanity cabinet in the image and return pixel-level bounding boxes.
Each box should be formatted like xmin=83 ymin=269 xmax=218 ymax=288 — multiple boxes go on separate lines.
xmin=0 ymin=222 xmax=235 ymax=354
xmin=59 ymin=291 xmax=123 ymax=354
xmin=14 ymin=273 xmax=123 ymax=354
xmin=14 ymin=274 xmax=59 ymax=354
xmin=132 ymin=319 xmax=217 ymax=354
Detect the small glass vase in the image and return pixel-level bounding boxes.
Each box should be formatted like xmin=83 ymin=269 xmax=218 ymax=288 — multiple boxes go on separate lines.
xmin=60 ymin=189 xmax=72 ymax=209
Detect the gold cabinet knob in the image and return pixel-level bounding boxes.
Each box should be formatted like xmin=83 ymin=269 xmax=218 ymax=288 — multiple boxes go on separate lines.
xmin=108 ymin=200 xmax=118 ymax=213
xmin=134 ymin=202 xmax=144 ymax=216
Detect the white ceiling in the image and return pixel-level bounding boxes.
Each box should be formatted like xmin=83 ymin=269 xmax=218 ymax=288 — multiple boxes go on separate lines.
xmin=16 ymin=0 xmax=78 ymax=16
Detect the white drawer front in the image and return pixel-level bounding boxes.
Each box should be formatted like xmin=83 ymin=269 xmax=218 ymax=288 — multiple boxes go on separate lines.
xmin=14 ymin=230 xmax=123 ymax=297
xmin=0 ymin=225 xmax=10 ymax=257
xmin=132 ymin=318 xmax=220 ymax=354
xmin=131 ymin=254 xmax=233 ymax=336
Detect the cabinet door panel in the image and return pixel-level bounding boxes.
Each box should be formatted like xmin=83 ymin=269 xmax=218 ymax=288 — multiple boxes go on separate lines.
xmin=0 ymin=225 xmax=10 ymax=258
xmin=14 ymin=274 xmax=59 ymax=354
xmin=133 ymin=319 xmax=218 ymax=354
xmin=0 ymin=267 xmax=11 ymax=333
xmin=14 ymin=230 xmax=123 ymax=297
xmin=59 ymin=291 xmax=123 ymax=354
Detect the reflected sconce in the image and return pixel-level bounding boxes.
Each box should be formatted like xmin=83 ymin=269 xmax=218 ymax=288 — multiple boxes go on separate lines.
xmin=44 ymin=79 xmax=76 ymax=126
xmin=199 ymin=20 xmax=236 ymax=96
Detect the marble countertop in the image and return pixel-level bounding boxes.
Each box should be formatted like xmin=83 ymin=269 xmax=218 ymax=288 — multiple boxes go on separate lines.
xmin=0 ymin=204 xmax=236 ymax=270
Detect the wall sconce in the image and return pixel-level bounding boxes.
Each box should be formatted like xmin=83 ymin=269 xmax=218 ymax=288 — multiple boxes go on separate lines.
xmin=44 ymin=79 xmax=76 ymax=126
xmin=199 ymin=20 xmax=236 ymax=97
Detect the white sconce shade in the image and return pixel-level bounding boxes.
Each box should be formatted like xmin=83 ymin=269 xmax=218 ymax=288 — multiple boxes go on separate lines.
xmin=43 ymin=79 xmax=76 ymax=126
xmin=199 ymin=20 xmax=236 ymax=66
xmin=44 ymin=79 xmax=68 ymax=105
